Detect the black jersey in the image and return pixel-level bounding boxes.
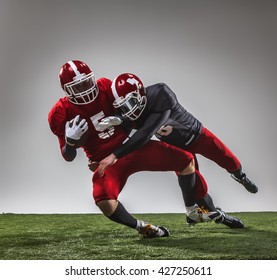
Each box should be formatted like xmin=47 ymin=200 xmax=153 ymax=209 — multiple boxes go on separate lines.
xmin=113 ymin=83 xmax=202 ymax=158
xmin=142 ymin=83 xmax=202 ymax=147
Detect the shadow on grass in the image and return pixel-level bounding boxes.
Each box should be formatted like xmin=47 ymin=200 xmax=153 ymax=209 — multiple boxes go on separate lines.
xmin=1 ymin=213 xmax=276 ymax=260
xmin=134 ymin=225 xmax=277 ymax=259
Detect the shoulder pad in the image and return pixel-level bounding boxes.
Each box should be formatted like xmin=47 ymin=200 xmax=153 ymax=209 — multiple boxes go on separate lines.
xmin=148 ymin=83 xmax=177 ymax=111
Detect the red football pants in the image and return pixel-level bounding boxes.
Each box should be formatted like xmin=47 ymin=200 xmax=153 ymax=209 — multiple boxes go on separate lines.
xmin=92 ymin=140 xmax=194 ymax=203
xmin=186 ymin=127 xmax=241 ymax=199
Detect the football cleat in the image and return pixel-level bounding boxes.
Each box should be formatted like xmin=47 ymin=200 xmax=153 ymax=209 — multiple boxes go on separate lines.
xmin=186 ymin=206 xmax=222 ymax=224
xmin=231 ymin=174 xmax=258 ymax=193
xmin=186 ymin=216 xmax=198 ymax=226
xmin=214 ymin=208 xmax=244 ymax=228
xmin=138 ymin=222 xmax=170 ymax=238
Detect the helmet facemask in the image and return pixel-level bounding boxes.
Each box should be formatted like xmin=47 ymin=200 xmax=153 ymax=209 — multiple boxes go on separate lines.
xmin=63 ymin=72 xmax=99 ymax=105
xmin=113 ymin=91 xmax=147 ymax=121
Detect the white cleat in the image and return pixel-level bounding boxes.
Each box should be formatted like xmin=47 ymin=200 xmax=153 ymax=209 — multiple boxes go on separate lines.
xmin=187 ymin=206 xmax=221 ymax=223
xmin=137 ymin=221 xmax=170 ymax=238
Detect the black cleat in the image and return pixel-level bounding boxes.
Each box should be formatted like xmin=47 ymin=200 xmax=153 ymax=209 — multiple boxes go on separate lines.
xmin=215 ymin=208 xmax=244 ymax=228
xmin=186 ymin=206 xmax=222 ymax=226
xmin=231 ymin=174 xmax=258 ymax=193
xmin=186 ymin=216 xmax=197 ymax=226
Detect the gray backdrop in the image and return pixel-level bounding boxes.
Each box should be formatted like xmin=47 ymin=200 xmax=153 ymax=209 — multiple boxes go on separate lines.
xmin=1 ymin=0 xmax=276 ymax=214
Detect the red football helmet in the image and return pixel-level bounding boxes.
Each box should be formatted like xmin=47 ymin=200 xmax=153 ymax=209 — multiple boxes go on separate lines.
xmin=59 ymin=60 xmax=99 ymax=105
xmin=111 ymin=73 xmax=147 ymax=121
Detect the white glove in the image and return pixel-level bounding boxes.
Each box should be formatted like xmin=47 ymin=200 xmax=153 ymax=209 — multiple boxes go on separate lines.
xmin=98 ymin=116 xmax=122 ymax=130
xmin=65 ymin=115 xmax=88 ymax=140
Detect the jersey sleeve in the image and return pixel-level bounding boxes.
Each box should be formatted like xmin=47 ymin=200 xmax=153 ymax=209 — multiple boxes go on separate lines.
xmin=113 ymin=110 xmax=171 ymax=159
xmin=48 ymin=101 xmax=67 ymax=150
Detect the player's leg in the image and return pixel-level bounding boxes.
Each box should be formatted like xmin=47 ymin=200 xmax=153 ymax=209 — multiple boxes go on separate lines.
xmin=177 ymin=156 xmax=220 ymax=224
xmin=177 ymin=159 xmax=219 ymax=223
xmin=192 ymin=168 xmax=244 ymax=228
xmin=188 ymin=127 xmax=258 ymax=193
xmin=195 ymin=193 xmax=244 ymax=228
xmin=96 ymin=199 xmax=169 ymax=237
xmin=92 ymin=160 xmax=169 ymax=238
xmin=96 ymin=199 xmax=135 ymax=227
xmin=178 ymin=158 xmax=196 ymax=209
xmin=131 ymin=141 xmax=220 ymax=223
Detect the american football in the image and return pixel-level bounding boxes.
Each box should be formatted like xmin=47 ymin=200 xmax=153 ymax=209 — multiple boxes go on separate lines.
xmin=68 ymin=117 xmax=89 ymax=148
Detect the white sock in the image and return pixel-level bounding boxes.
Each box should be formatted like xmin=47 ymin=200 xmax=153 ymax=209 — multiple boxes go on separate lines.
xmin=185 ymin=204 xmax=198 ymax=214
xmin=135 ymin=220 xmax=146 ymax=230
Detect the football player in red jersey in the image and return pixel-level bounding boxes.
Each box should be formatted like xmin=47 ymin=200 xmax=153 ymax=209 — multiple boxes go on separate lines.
xmin=48 ymin=60 xmax=220 ymax=238
xmin=98 ymin=73 xmax=258 ymax=229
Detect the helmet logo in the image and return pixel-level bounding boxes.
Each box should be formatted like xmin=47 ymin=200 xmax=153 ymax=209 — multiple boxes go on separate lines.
xmin=127 ymin=78 xmax=139 ymax=88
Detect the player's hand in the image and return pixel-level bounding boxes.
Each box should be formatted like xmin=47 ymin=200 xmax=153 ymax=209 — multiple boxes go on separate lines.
xmin=97 ymin=154 xmax=118 ymax=177
xmin=98 ymin=116 xmax=122 ymax=130
xmin=65 ymin=115 xmax=88 ymax=140
xmin=88 ymin=161 xmax=99 ymax=172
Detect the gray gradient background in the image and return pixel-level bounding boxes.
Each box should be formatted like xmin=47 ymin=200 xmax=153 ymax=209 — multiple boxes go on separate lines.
xmin=0 ymin=0 xmax=276 ymax=214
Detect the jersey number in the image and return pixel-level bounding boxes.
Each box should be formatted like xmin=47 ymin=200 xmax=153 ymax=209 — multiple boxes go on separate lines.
xmin=90 ymin=111 xmax=115 ymax=139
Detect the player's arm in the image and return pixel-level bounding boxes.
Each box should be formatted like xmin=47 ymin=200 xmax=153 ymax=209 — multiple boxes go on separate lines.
xmin=62 ymin=143 xmax=77 ymax=162
xmin=62 ymin=115 xmax=88 ymax=161
xmin=111 ymin=83 xmax=177 ymax=155
xmin=55 ymin=130 xmax=78 ymax=162
xmin=97 ymin=110 xmax=170 ymax=177
xmin=49 ymin=104 xmax=86 ymax=161
xmin=113 ymin=110 xmax=171 ymax=158
xmin=98 ymin=115 xmax=133 ymax=133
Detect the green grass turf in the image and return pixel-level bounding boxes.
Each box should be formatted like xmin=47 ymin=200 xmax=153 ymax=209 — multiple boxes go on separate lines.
xmin=0 ymin=212 xmax=276 ymax=260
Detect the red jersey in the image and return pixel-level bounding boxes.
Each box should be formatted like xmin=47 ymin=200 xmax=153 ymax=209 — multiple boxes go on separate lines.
xmin=48 ymin=77 xmax=129 ymax=162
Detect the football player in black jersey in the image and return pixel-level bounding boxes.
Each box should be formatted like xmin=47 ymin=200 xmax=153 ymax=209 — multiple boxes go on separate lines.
xmin=97 ymin=73 xmax=258 ymax=228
